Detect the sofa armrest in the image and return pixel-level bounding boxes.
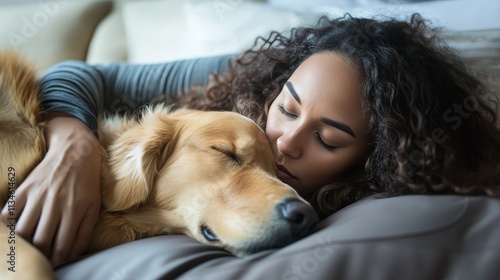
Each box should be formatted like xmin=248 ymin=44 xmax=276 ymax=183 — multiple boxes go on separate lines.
xmin=86 ymin=6 xmax=128 ymax=64
xmin=0 ymin=0 xmax=112 ymax=72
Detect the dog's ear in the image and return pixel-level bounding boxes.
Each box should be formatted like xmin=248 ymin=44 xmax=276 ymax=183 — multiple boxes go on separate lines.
xmin=102 ymin=111 xmax=179 ymax=211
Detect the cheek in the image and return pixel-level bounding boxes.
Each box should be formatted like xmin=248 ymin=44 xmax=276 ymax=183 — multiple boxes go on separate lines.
xmin=303 ymin=157 xmax=339 ymax=184
xmin=300 ymin=150 xmax=364 ymax=193
xmin=265 ymin=106 xmax=281 ymax=143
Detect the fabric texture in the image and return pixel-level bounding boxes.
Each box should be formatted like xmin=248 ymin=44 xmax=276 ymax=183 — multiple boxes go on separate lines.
xmin=40 ymin=54 xmax=233 ymax=135
xmin=121 ymin=0 xmax=306 ymax=63
xmin=55 ymin=194 xmax=500 ymax=280
xmin=0 ymin=0 xmax=112 ymax=72
xmin=86 ymin=7 xmax=128 ymax=64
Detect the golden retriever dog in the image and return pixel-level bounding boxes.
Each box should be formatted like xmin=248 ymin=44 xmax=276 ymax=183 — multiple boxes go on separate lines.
xmin=0 ymin=52 xmax=318 ymax=266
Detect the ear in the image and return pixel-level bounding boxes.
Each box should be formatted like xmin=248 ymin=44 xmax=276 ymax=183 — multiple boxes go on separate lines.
xmin=102 ymin=111 xmax=179 ymax=211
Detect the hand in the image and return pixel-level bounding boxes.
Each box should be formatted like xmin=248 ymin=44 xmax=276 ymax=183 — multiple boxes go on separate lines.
xmin=1 ymin=113 xmax=102 ymax=266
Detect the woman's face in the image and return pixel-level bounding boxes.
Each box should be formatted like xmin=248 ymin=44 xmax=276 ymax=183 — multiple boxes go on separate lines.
xmin=266 ymin=52 xmax=371 ymax=196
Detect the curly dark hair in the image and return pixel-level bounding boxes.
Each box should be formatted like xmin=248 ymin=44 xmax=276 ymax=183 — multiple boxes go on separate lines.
xmin=174 ymin=13 xmax=500 ymax=218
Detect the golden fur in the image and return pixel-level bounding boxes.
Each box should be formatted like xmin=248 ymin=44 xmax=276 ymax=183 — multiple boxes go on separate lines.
xmin=0 ymin=52 xmax=317 ymax=260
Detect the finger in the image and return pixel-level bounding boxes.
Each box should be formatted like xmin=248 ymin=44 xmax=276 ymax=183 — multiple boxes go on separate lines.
xmin=1 ymin=187 xmax=28 ymax=222
xmin=70 ymin=207 xmax=99 ymax=260
xmin=50 ymin=206 xmax=83 ymax=266
xmin=13 ymin=196 xmax=43 ymax=242
xmin=32 ymin=199 xmax=62 ymax=258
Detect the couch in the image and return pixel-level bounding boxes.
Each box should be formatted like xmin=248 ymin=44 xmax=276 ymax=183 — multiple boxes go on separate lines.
xmin=1 ymin=0 xmax=500 ymax=279
xmin=1 ymin=0 xmax=499 ymax=77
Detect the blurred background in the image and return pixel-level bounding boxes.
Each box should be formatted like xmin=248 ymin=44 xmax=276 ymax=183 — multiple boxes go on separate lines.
xmin=0 ymin=0 xmax=498 ymax=77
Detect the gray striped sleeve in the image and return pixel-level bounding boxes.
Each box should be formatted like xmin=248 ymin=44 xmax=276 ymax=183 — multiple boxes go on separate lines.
xmin=40 ymin=54 xmax=233 ymax=135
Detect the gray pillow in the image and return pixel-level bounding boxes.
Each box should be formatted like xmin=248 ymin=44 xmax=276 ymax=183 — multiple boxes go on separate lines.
xmin=55 ymin=194 xmax=500 ymax=280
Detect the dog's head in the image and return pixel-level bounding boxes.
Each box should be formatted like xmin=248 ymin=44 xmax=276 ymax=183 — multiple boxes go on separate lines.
xmin=103 ymin=108 xmax=318 ymax=256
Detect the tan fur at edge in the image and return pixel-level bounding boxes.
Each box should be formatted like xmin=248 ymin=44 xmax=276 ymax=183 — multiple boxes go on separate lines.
xmin=0 ymin=52 xmax=46 ymax=207
xmin=0 ymin=53 xmax=52 ymax=279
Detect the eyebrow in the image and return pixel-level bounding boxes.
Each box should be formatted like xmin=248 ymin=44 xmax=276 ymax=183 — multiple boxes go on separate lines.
xmin=285 ymin=81 xmax=301 ymax=105
xmin=286 ymin=81 xmax=356 ymax=138
xmin=321 ymin=118 xmax=356 ymax=138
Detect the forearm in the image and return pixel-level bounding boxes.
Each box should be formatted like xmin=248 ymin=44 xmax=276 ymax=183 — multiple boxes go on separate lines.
xmin=40 ymin=61 xmax=104 ymax=136
xmin=40 ymin=55 xmax=234 ymax=135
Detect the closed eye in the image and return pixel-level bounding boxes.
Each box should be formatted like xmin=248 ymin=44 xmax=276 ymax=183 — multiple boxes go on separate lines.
xmin=278 ymin=104 xmax=297 ymax=119
xmin=211 ymin=146 xmax=242 ymax=165
xmin=314 ymin=132 xmax=337 ymax=152
xmin=278 ymin=104 xmax=337 ymax=152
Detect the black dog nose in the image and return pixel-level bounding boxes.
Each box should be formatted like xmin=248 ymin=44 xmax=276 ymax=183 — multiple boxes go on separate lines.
xmin=278 ymin=198 xmax=319 ymax=238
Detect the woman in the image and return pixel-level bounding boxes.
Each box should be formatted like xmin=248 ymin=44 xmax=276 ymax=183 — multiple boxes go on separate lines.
xmin=3 ymin=13 xmax=500 ymax=267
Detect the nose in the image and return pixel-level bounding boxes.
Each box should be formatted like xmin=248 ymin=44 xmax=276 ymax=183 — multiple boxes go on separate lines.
xmin=278 ymin=198 xmax=319 ymax=239
xmin=276 ymin=130 xmax=302 ymax=159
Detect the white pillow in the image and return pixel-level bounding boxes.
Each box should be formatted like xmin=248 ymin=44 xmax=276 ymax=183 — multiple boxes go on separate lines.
xmin=122 ymin=0 xmax=196 ymax=63
xmin=122 ymin=0 xmax=311 ymax=63
xmin=183 ymin=1 xmax=306 ymax=57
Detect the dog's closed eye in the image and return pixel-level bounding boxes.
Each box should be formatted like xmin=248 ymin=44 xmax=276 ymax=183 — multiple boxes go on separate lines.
xmin=211 ymin=146 xmax=242 ymax=165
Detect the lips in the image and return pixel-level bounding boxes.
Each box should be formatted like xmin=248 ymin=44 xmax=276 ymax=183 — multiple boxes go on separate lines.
xmin=276 ymin=164 xmax=296 ymax=179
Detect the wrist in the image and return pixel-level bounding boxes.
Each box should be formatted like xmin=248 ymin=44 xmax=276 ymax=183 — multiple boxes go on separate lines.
xmin=45 ymin=113 xmax=98 ymax=146
xmin=44 ymin=113 xmax=101 ymax=168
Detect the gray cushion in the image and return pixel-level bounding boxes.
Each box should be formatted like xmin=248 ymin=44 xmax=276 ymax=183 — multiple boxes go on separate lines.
xmin=55 ymin=194 xmax=500 ymax=280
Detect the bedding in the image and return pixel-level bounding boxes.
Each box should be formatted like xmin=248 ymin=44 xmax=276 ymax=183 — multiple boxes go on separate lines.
xmin=55 ymin=194 xmax=500 ymax=280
